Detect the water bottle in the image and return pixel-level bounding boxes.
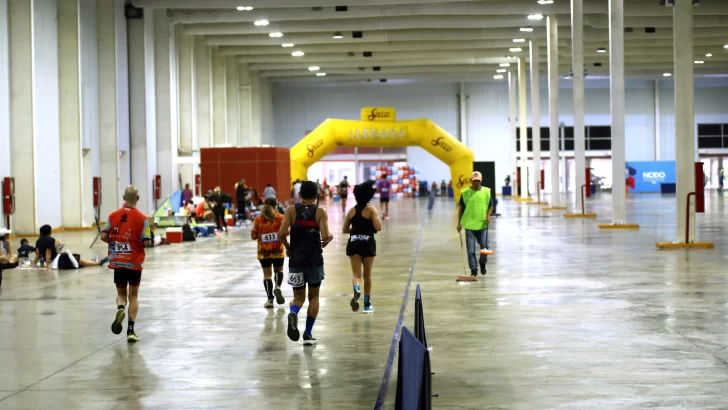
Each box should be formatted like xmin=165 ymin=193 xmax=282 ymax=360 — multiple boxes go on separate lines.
xmin=39 ymin=257 xmax=44 ymax=267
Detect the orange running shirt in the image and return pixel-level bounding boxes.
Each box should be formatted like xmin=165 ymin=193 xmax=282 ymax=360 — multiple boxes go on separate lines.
xmin=252 ymin=214 xmax=285 ymax=260
xmin=102 ymin=206 xmax=151 ymax=271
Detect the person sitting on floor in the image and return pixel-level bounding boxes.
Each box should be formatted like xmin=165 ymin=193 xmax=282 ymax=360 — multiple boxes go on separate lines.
xmin=17 ymin=238 xmax=36 ymax=263
xmin=34 ymin=225 xmax=108 ymax=270
xmin=0 ymin=228 xmax=19 ymax=287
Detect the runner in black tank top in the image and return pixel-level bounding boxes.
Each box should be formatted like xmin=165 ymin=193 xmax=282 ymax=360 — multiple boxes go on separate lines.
xmin=279 ymin=181 xmax=334 ymax=346
xmin=343 ymin=182 xmax=382 ymax=313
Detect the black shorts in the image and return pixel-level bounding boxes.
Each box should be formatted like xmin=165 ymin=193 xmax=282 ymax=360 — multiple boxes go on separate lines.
xmin=114 ymin=268 xmax=142 ymax=288
xmin=346 ymin=235 xmax=377 ymax=258
xmin=380 ymin=197 xmax=390 ymax=204
xmin=340 ymin=194 xmax=348 ymax=200
xmin=259 ymin=258 xmax=285 ymax=269
xmin=58 ymin=253 xmax=82 ymax=270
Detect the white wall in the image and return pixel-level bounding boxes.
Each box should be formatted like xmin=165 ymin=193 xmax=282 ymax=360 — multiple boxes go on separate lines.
xmin=274 ymin=79 xmax=728 ymax=188
xmin=0 ymin=0 xmax=9 ymax=228
xmin=80 ymin=0 xmax=99 ymax=226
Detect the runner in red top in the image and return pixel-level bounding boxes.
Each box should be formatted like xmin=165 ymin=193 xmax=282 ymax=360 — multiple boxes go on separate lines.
xmin=101 ymin=186 xmax=152 ymax=343
xmin=251 ymin=198 xmax=287 ymax=308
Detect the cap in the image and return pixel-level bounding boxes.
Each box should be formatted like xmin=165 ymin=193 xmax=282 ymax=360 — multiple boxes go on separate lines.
xmin=471 ymin=171 xmax=483 ymax=181
xmin=0 ymin=228 xmax=11 ymax=237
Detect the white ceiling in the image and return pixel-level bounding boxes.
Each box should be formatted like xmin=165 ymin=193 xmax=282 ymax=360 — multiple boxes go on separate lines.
xmin=132 ymin=0 xmax=728 ymax=84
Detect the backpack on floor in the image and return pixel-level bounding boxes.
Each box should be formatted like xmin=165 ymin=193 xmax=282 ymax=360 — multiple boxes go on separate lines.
xmin=182 ymin=224 xmax=196 ymax=241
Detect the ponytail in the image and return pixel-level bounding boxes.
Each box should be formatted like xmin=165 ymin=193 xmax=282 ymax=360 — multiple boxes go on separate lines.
xmin=261 ymin=197 xmax=278 ymax=221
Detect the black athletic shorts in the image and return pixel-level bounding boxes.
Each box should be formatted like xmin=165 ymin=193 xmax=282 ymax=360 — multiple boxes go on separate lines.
xmin=114 ymin=268 xmax=142 ymax=288
xmin=380 ymin=197 xmax=390 ymax=204
xmin=346 ymin=235 xmax=376 ymax=258
xmin=58 ymin=253 xmax=83 ymax=270
xmin=340 ymin=194 xmax=348 ymax=200
xmin=259 ymin=258 xmax=284 ymax=268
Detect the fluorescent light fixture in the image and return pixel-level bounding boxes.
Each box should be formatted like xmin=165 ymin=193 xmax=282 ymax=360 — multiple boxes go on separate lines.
xmin=528 ymin=14 xmax=543 ymax=20
xmin=537 ymin=0 xmax=554 ymax=4
xmin=509 ymin=47 xmax=522 ymax=52
xmin=308 ymin=66 xmax=320 ymax=71
xmin=291 ymin=51 xmax=305 ymax=57
xmin=494 ymin=75 xmax=504 ymax=79
xmin=513 ymin=38 xmax=526 ymax=43
xmin=254 ymin=20 xmax=269 ymax=26
xmin=236 ymin=6 xmax=253 ymax=11
xmin=694 ymin=60 xmax=704 ymax=64
xmin=282 ymin=43 xmax=294 ymax=47
xmin=499 ymin=63 xmax=511 ymax=67
xmin=597 ymin=47 xmax=607 ymax=53
xmin=520 ymin=27 xmax=534 ymax=32
xmin=316 ymin=72 xmax=327 ymax=77
xmin=706 ymin=53 xmax=713 ymax=57
xmin=497 ymin=69 xmax=507 ymax=73
xmin=725 ymin=44 xmax=728 ymax=49
xmin=663 ymin=73 xmax=672 ymax=77
xmin=269 ymin=32 xmax=283 ymax=38
xmin=333 ymin=31 xmax=344 ymax=39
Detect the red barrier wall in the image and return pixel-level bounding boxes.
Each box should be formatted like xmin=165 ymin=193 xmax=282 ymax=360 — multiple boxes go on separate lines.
xmin=200 ymin=147 xmax=291 ymax=203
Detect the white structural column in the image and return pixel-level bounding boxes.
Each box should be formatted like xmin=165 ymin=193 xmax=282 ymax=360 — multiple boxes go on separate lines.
xmin=530 ymin=42 xmax=541 ymax=199
xmin=238 ymin=64 xmax=252 ymax=146
xmin=128 ymin=14 xmax=157 ymax=215
xmin=96 ymin=0 xmax=120 ymax=220
xmin=571 ymin=0 xmax=586 ymax=211
xmin=654 ymin=80 xmax=661 ymax=160
xmin=154 ymin=9 xmax=175 ymax=199
xmin=610 ymin=0 xmax=627 ymax=224
xmin=518 ymin=57 xmax=529 ymax=199
xmin=58 ymin=0 xmax=83 ymax=228
xmin=508 ymin=70 xmax=518 ymax=192
xmin=177 ymin=26 xmax=194 ymax=155
xmin=211 ymin=53 xmax=227 ymax=145
xmin=673 ymin=0 xmax=696 ymax=242
xmin=195 ymin=36 xmax=212 ymax=149
xmin=459 ymin=82 xmax=468 ymax=147
xmin=226 ymin=56 xmax=240 ymax=146
xmin=0 ymin=0 xmax=9 ymax=229
xmin=547 ymin=16 xmax=560 ymax=206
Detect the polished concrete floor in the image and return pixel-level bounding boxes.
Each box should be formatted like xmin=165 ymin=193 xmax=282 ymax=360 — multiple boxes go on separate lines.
xmin=1 ymin=192 xmax=727 ymax=409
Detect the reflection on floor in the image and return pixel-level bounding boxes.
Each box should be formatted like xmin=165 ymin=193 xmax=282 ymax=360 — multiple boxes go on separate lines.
xmin=0 ymin=192 xmax=727 ymax=409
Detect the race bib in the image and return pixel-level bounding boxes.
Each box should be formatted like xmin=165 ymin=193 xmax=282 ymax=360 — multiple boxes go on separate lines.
xmin=113 ymin=242 xmax=132 ymax=254
xmin=382 ymin=188 xmax=389 ymax=192
xmin=288 ymin=271 xmax=305 ymax=287
xmin=351 ymin=234 xmax=370 ymax=242
xmin=261 ymin=232 xmax=279 ymax=243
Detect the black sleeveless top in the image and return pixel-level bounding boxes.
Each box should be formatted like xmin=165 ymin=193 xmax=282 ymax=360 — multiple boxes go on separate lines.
xmin=236 ymin=184 xmax=247 ymax=202
xmin=350 ymin=204 xmax=376 ymax=238
xmin=289 ymin=203 xmax=324 ymax=268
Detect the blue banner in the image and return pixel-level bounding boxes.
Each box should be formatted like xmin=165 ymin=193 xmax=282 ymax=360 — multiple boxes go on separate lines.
xmin=626 ymin=161 xmax=676 ymax=193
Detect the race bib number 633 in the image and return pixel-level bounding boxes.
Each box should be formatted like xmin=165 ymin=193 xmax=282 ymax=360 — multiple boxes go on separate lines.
xmin=287 ymin=271 xmax=304 ymax=287
xmin=261 ymin=232 xmax=279 ymax=243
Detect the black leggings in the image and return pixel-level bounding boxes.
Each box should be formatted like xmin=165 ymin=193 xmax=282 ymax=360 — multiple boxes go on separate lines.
xmin=214 ymin=208 xmax=226 ymax=231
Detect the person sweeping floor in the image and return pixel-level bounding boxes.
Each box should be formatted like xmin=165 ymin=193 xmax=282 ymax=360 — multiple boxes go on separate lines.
xmin=456 ymin=171 xmax=494 ymax=277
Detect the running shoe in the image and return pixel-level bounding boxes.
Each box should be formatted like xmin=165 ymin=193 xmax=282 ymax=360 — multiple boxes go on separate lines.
xmin=111 ymin=308 xmax=125 ymax=335
xmin=350 ymin=289 xmax=361 ymax=312
xmin=363 ymin=305 xmax=375 ymax=314
xmin=273 ymin=287 xmax=285 ymax=305
xmin=127 ymin=332 xmax=140 ymax=343
xmin=100 ymin=256 xmax=110 ymax=266
xmin=287 ymin=312 xmax=300 ymax=342
xmin=303 ymin=334 xmax=317 ymax=346
xmin=480 ymin=263 xmax=487 ymax=276
xmin=264 ymin=300 xmax=274 ymax=308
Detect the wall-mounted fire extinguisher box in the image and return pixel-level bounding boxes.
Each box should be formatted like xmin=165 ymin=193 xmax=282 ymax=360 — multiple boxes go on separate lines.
xmin=154 ymin=175 xmax=161 ymax=200
xmin=695 ymin=162 xmax=705 ymax=213
xmin=2 ymin=177 xmax=15 ymax=229
xmin=93 ymin=177 xmax=102 ymax=208
xmin=195 ymin=174 xmax=201 ymax=196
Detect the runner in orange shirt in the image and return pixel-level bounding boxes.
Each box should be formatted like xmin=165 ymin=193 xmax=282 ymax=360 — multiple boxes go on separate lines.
xmin=251 ymin=198 xmax=287 ymax=308
xmin=100 ymin=186 xmax=152 ymax=343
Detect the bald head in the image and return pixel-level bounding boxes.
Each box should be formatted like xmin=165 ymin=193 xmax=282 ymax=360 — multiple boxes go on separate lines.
xmin=124 ymin=186 xmax=139 ymax=206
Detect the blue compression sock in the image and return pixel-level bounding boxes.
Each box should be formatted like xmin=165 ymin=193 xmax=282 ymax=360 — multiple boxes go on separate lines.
xmin=354 ymin=284 xmax=360 ymax=292
xmin=290 ymin=304 xmax=301 ymax=315
xmin=364 ymin=295 xmax=371 ymax=306
xmin=304 ymin=316 xmax=316 ymax=335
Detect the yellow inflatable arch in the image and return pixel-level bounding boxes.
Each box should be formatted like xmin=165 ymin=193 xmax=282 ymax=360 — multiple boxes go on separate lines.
xmin=290 ymin=107 xmax=474 ymax=203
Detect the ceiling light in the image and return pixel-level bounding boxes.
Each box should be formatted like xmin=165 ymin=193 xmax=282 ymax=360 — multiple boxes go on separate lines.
xmin=597 ymin=47 xmax=607 ymax=53
xmin=537 ymin=0 xmax=554 ymax=4
xmin=254 ymin=20 xmax=269 ymax=26
xmin=291 ymin=51 xmax=305 ymax=57
xmin=509 ymin=47 xmax=522 ymax=52
xmin=724 ymin=44 xmax=728 ymax=49
xmin=316 ymin=72 xmax=327 ymax=77
xmin=308 ymin=66 xmax=320 ymax=71
xmin=706 ymin=53 xmax=713 ymax=57
xmin=663 ymin=73 xmax=672 ymax=77
xmin=236 ymin=6 xmax=253 ymax=11
xmin=333 ymin=31 xmax=344 ymax=39
xmin=499 ymin=63 xmax=511 ymax=67
xmin=497 ymin=69 xmax=507 ymax=73
xmin=694 ymin=60 xmax=704 ymax=64
xmin=269 ymin=32 xmax=283 ymax=38
xmin=513 ymin=39 xmax=526 ymax=43
xmin=282 ymin=43 xmax=294 ymax=48
xmin=528 ymin=14 xmax=544 ymax=20
xmin=520 ymin=27 xmax=534 ymax=32
xmin=494 ymin=75 xmax=504 ymax=79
